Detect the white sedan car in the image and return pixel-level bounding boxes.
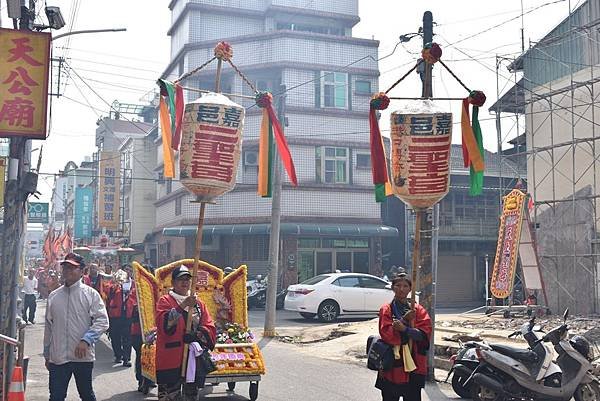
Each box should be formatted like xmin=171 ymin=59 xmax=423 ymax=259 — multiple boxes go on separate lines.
xmin=284 ymin=273 xmax=393 ymax=322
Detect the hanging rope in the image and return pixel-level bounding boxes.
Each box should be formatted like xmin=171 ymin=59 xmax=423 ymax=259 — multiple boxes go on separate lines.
xmin=226 ymin=59 xmax=258 ymax=94
xmin=385 ymin=59 xmax=423 ymax=95
xmin=174 ymin=56 xmax=217 ymax=84
xmin=438 ymin=59 xmax=471 ymax=93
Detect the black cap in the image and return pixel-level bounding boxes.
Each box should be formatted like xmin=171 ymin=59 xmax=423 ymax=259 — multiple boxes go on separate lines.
xmin=61 ymin=252 xmax=85 ymax=269
xmin=171 ymin=265 xmax=192 ymax=281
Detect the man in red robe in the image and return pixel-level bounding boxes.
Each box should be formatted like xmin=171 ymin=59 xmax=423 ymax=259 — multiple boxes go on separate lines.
xmin=377 ymin=273 xmax=432 ymax=401
xmin=156 ymin=266 xmax=216 ymax=401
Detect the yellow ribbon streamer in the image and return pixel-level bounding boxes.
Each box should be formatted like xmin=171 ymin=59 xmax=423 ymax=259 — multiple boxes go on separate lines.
xmin=461 ymin=101 xmax=485 ymax=173
xmin=257 ymin=108 xmax=270 ymax=196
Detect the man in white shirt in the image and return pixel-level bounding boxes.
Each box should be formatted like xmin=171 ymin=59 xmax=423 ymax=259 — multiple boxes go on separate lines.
xmin=22 ymin=269 xmax=38 ymax=324
xmin=44 ymin=252 xmax=109 ymax=401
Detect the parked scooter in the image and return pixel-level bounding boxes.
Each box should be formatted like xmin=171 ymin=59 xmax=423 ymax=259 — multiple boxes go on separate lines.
xmin=465 ymin=309 xmax=599 ymax=401
xmin=448 ymin=317 xmax=547 ymax=398
xmin=247 ymin=275 xmax=267 ymax=309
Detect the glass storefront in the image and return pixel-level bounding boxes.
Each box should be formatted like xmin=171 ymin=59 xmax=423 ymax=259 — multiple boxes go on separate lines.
xmin=297 ymin=237 xmax=370 ymax=281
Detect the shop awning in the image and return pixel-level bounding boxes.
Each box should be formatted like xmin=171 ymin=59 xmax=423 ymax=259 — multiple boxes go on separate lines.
xmin=163 ymin=223 xmax=399 ymax=237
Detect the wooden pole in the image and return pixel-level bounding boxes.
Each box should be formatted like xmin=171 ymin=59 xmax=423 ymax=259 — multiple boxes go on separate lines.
xmin=180 ymin=201 xmax=206 ymax=378
xmin=215 ymin=59 xmax=223 ymax=93
xmin=411 ymin=210 xmax=423 ymax=310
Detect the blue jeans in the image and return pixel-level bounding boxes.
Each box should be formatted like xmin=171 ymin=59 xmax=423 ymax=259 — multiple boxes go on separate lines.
xmin=48 ymin=362 xmax=96 ymax=401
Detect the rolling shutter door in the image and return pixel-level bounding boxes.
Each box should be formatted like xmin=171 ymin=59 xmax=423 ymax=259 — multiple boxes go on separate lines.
xmin=436 ymin=255 xmax=474 ymax=306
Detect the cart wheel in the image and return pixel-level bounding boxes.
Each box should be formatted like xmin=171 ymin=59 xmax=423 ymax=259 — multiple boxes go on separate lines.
xmin=227 ymin=382 xmax=236 ymax=391
xmin=249 ymin=382 xmax=259 ymax=401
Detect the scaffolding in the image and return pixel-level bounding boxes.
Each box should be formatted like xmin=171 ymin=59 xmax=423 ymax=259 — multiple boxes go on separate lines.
xmin=490 ymin=0 xmax=600 ymax=315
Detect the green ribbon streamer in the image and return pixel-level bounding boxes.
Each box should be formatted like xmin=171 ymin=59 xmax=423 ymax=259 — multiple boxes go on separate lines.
xmin=469 ymin=106 xmax=484 ymax=196
xmin=374 ymin=183 xmax=387 ymax=202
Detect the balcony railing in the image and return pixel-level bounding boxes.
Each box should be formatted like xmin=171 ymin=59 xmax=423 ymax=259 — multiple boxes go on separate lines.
xmin=407 ymin=215 xmax=499 ymax=239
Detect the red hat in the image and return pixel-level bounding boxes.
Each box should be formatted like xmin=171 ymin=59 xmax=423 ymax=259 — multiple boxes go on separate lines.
xmin=60 ymin=252 xmax=85 ymax=268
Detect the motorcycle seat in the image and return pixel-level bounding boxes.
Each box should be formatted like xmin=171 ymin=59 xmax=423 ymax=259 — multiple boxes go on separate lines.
xmin=490 ymin=344 xmax=538 ymax=362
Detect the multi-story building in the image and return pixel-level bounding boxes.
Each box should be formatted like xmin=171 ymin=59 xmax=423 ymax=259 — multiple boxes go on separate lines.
xmin=150 ymin=0 xmax=394 ymax=283
xmin=119 ymin=131 xmax=157 ymax=246
xmin=494 ymin=0 xmax=600 ymax=314
xmin=92 ymin=117 xmax=155 ymax=242
xmin=52 ymin=159 xmax=94 ymax=233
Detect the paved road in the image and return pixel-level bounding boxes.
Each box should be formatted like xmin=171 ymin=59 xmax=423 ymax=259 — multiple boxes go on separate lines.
xmin=23 ymin=301 xmax=459 ymax=400
xmin=247 ymin=308 xmax=374 ymax=329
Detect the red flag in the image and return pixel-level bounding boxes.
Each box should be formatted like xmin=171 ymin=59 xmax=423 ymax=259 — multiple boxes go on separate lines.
xmin=265 ymin=102 xmax=297 ymax=186
xmin=61 ymin=227 xmax=72 ymax=254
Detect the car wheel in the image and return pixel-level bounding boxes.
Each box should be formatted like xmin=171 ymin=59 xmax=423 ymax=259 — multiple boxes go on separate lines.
xmin=299 ymin=312 xmax=316 ymax=320
xmin=318 ymin=300 xmax=339 ymax=322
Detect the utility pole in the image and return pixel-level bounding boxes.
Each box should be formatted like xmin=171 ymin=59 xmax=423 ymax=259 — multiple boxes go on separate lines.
xmin=418 ymin=10 xmax=438 ymax=380
xmin=0 ymin=1 xmax=34 ymax=398
xmin=263 ymin=85 xmax=286 ymax=337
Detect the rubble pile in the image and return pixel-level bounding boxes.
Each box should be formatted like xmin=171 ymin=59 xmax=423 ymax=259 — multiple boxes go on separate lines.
xmin=440 ymin=314 xmax=600 ymax=341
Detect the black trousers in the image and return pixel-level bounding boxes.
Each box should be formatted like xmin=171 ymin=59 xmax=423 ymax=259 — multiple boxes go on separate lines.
xmin=109 ymin=317 xmax=132 ymax=362
xmin=131 ymin=334 xmax=145 ymax=384
xmin=376 ymin=375 xmax=424 ymax=401
xmin=48 ymin=362 xmax=95 ymax=401
xmin=22 ymin=294 xmax=36 ymax=323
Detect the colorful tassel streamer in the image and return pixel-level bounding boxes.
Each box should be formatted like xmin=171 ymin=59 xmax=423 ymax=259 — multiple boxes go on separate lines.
xmin=370 ymin=93 xmax=392 ymax=202
xmin=159 ymin=97 xmax=176 ymax=178
xmin=469 ymin=106 xmax=484 ymax=196
xmin=257 ymin=108 xmax=274 ymax=197
xmin=158 ymin=79 xmax=184 ymax=151
xmin=255 ymin=92 xmax=297 ymax=196
xmin=461 ymin=90 xmax=487 ymax=196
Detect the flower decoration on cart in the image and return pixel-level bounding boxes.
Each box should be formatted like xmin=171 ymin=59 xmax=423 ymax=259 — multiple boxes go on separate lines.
xmin=217 ymin=322 xmax=255 ymax=344
xmin=368 ymin=42 xmax=487 ymax=199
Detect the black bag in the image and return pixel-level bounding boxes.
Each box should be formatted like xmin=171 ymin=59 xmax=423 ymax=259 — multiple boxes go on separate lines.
xmin=197 ymin=349 xmax=217 ymax=375
xmin=366 ymin=335 xmax=394 ymax=371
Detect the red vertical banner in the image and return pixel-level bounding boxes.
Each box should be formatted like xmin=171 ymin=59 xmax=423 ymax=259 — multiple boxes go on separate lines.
xmin=490 ymin=189 xmax=526 ymax=299
xmin=0 ymin=28 xmax=50 ymax=138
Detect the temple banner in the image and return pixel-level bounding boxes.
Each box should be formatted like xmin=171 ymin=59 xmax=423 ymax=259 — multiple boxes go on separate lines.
xmin=98 ymin=151 xmax=121 ymax=231
xmin=390 ymin=107 xmax=452 ymax=209
xmin=180 ymin=92 xmax=244 ymax=201
xmin=0 ymin=29 xmax=50 ymax=138
xmin=490 ymin=189 xmax=526 ymax=299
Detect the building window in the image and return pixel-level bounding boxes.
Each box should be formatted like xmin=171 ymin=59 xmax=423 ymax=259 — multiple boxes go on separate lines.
xmin=242 ymin=235 xmax=269 ymax=261
xmin=321 ymin=72 xmax=348 ymax=109
xmin=276 ymin=22 xmax=343 ymax=36
xmin=356 ymin=153 xmax=371 ymax=169
xmin=166 ymin=178 xmax=172 ymax=194
xmin=175 ymin=196 xmax=182 ymax=216
xmin=355 ymin=80 xmax=371 ymax=95
xmin=319 ymin=147 xmax=349 ymax=184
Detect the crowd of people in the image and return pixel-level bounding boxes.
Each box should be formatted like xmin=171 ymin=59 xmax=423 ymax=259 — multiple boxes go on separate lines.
xmin=26 ymin=253 xmax=217 ymax=401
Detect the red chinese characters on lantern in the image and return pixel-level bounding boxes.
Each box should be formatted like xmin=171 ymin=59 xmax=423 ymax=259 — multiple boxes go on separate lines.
xmin=179 ymin=94 xmax=245 ymax=200
xmin=0 ymin=29 xmax=50 ymax=138
xmin=390 ymin=112 xmax=452 ymax=209
xmin=190 ymin=125 xmax=239 ymax=182
xmin=407 ymin=135 xmax=450 ymax=195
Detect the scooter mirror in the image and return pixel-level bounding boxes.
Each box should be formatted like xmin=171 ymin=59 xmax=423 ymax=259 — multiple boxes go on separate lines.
xmin=563 ymin=308 xmax=569 ymax=321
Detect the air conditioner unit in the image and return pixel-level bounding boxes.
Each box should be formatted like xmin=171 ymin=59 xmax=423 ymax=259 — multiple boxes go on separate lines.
xmin=244 ymin=151 xmax=258 ymax=166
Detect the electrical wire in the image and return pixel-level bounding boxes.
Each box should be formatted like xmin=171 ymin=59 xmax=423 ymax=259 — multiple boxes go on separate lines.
xmin=445 ymin=0 xmax=567 ymax=48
